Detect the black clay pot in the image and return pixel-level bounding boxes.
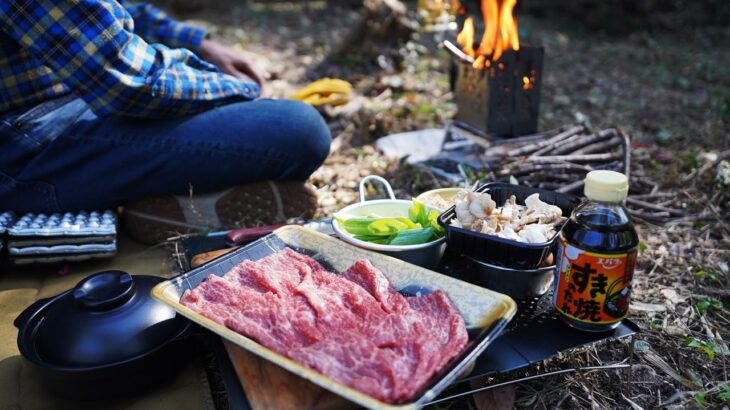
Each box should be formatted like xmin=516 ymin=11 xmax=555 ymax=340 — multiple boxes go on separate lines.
xmin=14 ymin=270 xmax=193 ymax=400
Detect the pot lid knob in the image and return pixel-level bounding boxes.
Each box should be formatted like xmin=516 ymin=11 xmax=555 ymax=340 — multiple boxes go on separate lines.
xmin=73 ymin=270 xmax=136 ymax=310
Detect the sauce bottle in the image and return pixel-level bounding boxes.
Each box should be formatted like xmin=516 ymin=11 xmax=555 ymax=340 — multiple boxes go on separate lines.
xmin=553 ymin=170 xmax=639 ymax=332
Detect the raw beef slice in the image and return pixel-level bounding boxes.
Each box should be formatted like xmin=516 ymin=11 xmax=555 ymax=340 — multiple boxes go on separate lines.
xmin=180 ymin=248 xmax=468 ymax=403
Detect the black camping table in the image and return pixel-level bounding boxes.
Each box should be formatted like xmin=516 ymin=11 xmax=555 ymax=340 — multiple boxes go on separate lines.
xmin=180 ymin=233 xmax=638 ymax=409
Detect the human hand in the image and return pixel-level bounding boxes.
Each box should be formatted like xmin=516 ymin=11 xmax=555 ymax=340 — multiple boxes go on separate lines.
xmin=198 ymin=39 xmax=266 ymax=86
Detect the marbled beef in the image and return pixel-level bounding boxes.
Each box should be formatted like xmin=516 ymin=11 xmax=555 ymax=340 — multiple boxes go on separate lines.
xmin=180 ymin=248 xmax=468 ymax=403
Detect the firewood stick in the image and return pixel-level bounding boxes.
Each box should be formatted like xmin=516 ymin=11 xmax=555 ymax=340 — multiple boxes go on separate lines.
xmin=507 ymin=125 xmax=585 ymax=157
xmin=524 ymin=175 xmax=588 ymax=184
xmin=571 ymin=136 xmax=622 ymax=155
xmin=631 ymin=192 xmax=676 ymax=200
xmin=627 ymin=208 xmax=671 ymax=222
xmin=510 ymin=163 xmax=622 ymax=189
xmin=522 ymin=173 xmax=581 ymax=182
xmin=529 ymin=153 xmax=622 ymax=163
xmin=520 ymin=179 xmax=569 ymax=189
xmin=555 ymin=180 xmax=585 ymax=194
xmin=550 ymin=129 xmax=616 ymax=155
xmin=657 ymin=199 xmax=677 ymax=207
xmin=632 ymin=181 xmax=657 ymax=196
xmin=632 ymin=175 xmax=659 ymax=186
xmin=532 ymin=132 xmax=590 ymax=156
xmin=519 ymin=172 xmax=591 ymax=183
xmin=601 ymin=161 xmax=624 ymax=171
xmin=503 ymin=162 xmax=594 ymax=176
xmin=619 ymin=128 xmax=631 ymax=178
xmin=487 ymin=126 xmax=566 ymax=148
xmin=442 ymin=40 xmax=474 ymax=64
xmin=531 ymin=132 xmax=588 ymax=156
xmin=626 ymin=197 xmax=686 ymax=216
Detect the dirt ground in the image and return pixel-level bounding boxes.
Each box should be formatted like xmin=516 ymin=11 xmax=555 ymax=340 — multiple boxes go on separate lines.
xmin=161 ymin=1 xmax=730 ymax=408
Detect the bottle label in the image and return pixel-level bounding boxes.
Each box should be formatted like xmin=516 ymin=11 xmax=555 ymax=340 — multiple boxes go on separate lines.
xmin=553 ymin=238 xmax=637 ymax=325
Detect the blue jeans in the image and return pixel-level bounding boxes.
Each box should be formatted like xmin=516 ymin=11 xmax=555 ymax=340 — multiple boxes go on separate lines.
xmin=0 ymin=96 xmax=331 ymax=213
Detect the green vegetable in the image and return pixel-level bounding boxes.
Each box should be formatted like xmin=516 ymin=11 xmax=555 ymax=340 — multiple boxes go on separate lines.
xmin=427 ymin=210 xmax=444 ymax=235
xmin=338 ymin=201 xmax=445 ymax=246
xmin=338 ymin=217 xmax=382 ymax=236
xmin=396 ymin=217 xmax=421 ymax=229
xmin=389 ymin=228 xmax=435 ymax=246
xmin=368 ymin=218 xmax=411 ymax=235
xmin=354 ymin=235 xmax=387 ymax=242
xmin=408 ymin=200 xmax=429 ymax=227
xmin=354 ymin=235 xmax=390 ymax=244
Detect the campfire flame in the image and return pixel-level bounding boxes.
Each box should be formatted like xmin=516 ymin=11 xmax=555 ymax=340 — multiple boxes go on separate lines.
xmin=457 ymin=0 xmax=520 ymax=68
xmin=456 ymin=17 xmax=475 ymax=58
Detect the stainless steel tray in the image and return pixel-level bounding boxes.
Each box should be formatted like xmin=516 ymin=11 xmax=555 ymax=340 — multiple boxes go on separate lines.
xmin=152 ymin=226 xmax=516 ymax=409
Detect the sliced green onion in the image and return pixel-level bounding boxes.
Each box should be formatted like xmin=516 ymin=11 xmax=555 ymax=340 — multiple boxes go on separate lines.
xmin=389 ymin=227 xmax=436 ymax=246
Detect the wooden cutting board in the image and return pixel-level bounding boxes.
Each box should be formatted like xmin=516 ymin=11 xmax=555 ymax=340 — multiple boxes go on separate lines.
xmin=192 ymin=249 xmax=354 ymax=410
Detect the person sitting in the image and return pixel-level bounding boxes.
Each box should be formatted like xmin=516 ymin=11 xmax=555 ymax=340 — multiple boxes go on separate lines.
xmin=0 ymin=0 xmax=331 ymax=243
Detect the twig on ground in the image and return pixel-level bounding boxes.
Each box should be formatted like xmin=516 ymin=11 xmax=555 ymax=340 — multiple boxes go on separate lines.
xmin=555 ymin=179 xmax=584 ymax=193
xmin=507 ymin=125 xmax=585 ymax=157
xmin=572 ymin=136 xmax=623 ymax=155
xmin=622 ymin=394 xmax=645 ymax=410
xmin=550 ymin=129 xmax=616 ymax=155
xmin=682 ymin=149 xmax=730 ymax=185
xmin=627 ymin=209 xmax=671 ymax=221
xmin=529 ymin=153 xmax=622 ymax=163
xmin=626 ymin=197 xmax=686 ymax=216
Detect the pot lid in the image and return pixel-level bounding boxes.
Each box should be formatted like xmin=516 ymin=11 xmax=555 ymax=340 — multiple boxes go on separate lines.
xmin=32 ymin=271 xmax=184 ymax=367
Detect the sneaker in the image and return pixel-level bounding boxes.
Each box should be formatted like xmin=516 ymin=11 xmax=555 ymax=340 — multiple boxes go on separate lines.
xmin=122 ymin=181 xmax=318 ymax=244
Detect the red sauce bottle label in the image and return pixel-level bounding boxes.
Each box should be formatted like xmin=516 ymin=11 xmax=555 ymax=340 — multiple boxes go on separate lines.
xmin=554 ymin=238 xmax=637 ymax=325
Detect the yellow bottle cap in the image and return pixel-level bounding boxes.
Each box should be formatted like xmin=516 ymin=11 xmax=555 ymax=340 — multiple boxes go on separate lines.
xmin=584 ymin=170 xmax=629 ymax=202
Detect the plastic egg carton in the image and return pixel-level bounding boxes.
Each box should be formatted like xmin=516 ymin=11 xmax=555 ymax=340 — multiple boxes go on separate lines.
xmin=8 ymin=210 xmax=116 ymax=237
xmin=0 ymin=212 xmax=16 ymax=252
xmin=0 ymin=211 xmax=16 ymax=234
xmin=2 ymin=210 xmax=118 ymax=264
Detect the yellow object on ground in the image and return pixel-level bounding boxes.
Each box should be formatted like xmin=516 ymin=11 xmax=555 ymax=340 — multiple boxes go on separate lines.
xmin=290 ymin=78 xmax=352 ymax=107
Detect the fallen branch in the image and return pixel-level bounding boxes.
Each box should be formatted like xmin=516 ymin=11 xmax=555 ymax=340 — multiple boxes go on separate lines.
xmin=529 ymin=153 xmax=622 ymax=163
xmin=550 ymin=129 xmax=616 ymax=155
xmin=507 ymin=125 xmax=585 ymax=157
xmin=572 ymin=136 xmax=622 ymax=155
xmin=532 ymin=133 xmax=588 ymax=156
xmin=532 ymin=173 xmax=586 ymax=182
xmin=627 ymin=208 xmax=671 ymax=221
xmin=619 ymin=128 xmax=631 ymax=178
xmin=630 ymin=192 xmax=677 ymax=200
xmin=556 ymin=180 xmax=585 ymax=194
xmin=503 ymin=162 xmax=594 ymax=177
xmin=626 ymin=197 xmax=686 ymax=217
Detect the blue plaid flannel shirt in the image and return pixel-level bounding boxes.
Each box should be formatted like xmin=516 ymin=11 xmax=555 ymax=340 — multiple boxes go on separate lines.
xmin=0 ymin=0 xmax=260 ymax=118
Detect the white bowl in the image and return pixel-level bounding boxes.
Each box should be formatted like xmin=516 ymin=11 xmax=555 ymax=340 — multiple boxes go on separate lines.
xmin=332 ymin=199 xmax=447 ymax=268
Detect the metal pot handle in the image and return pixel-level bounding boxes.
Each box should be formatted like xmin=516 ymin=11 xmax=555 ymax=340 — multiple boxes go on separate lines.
xmin=358 ymin=175 xmax=396 ymax=202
